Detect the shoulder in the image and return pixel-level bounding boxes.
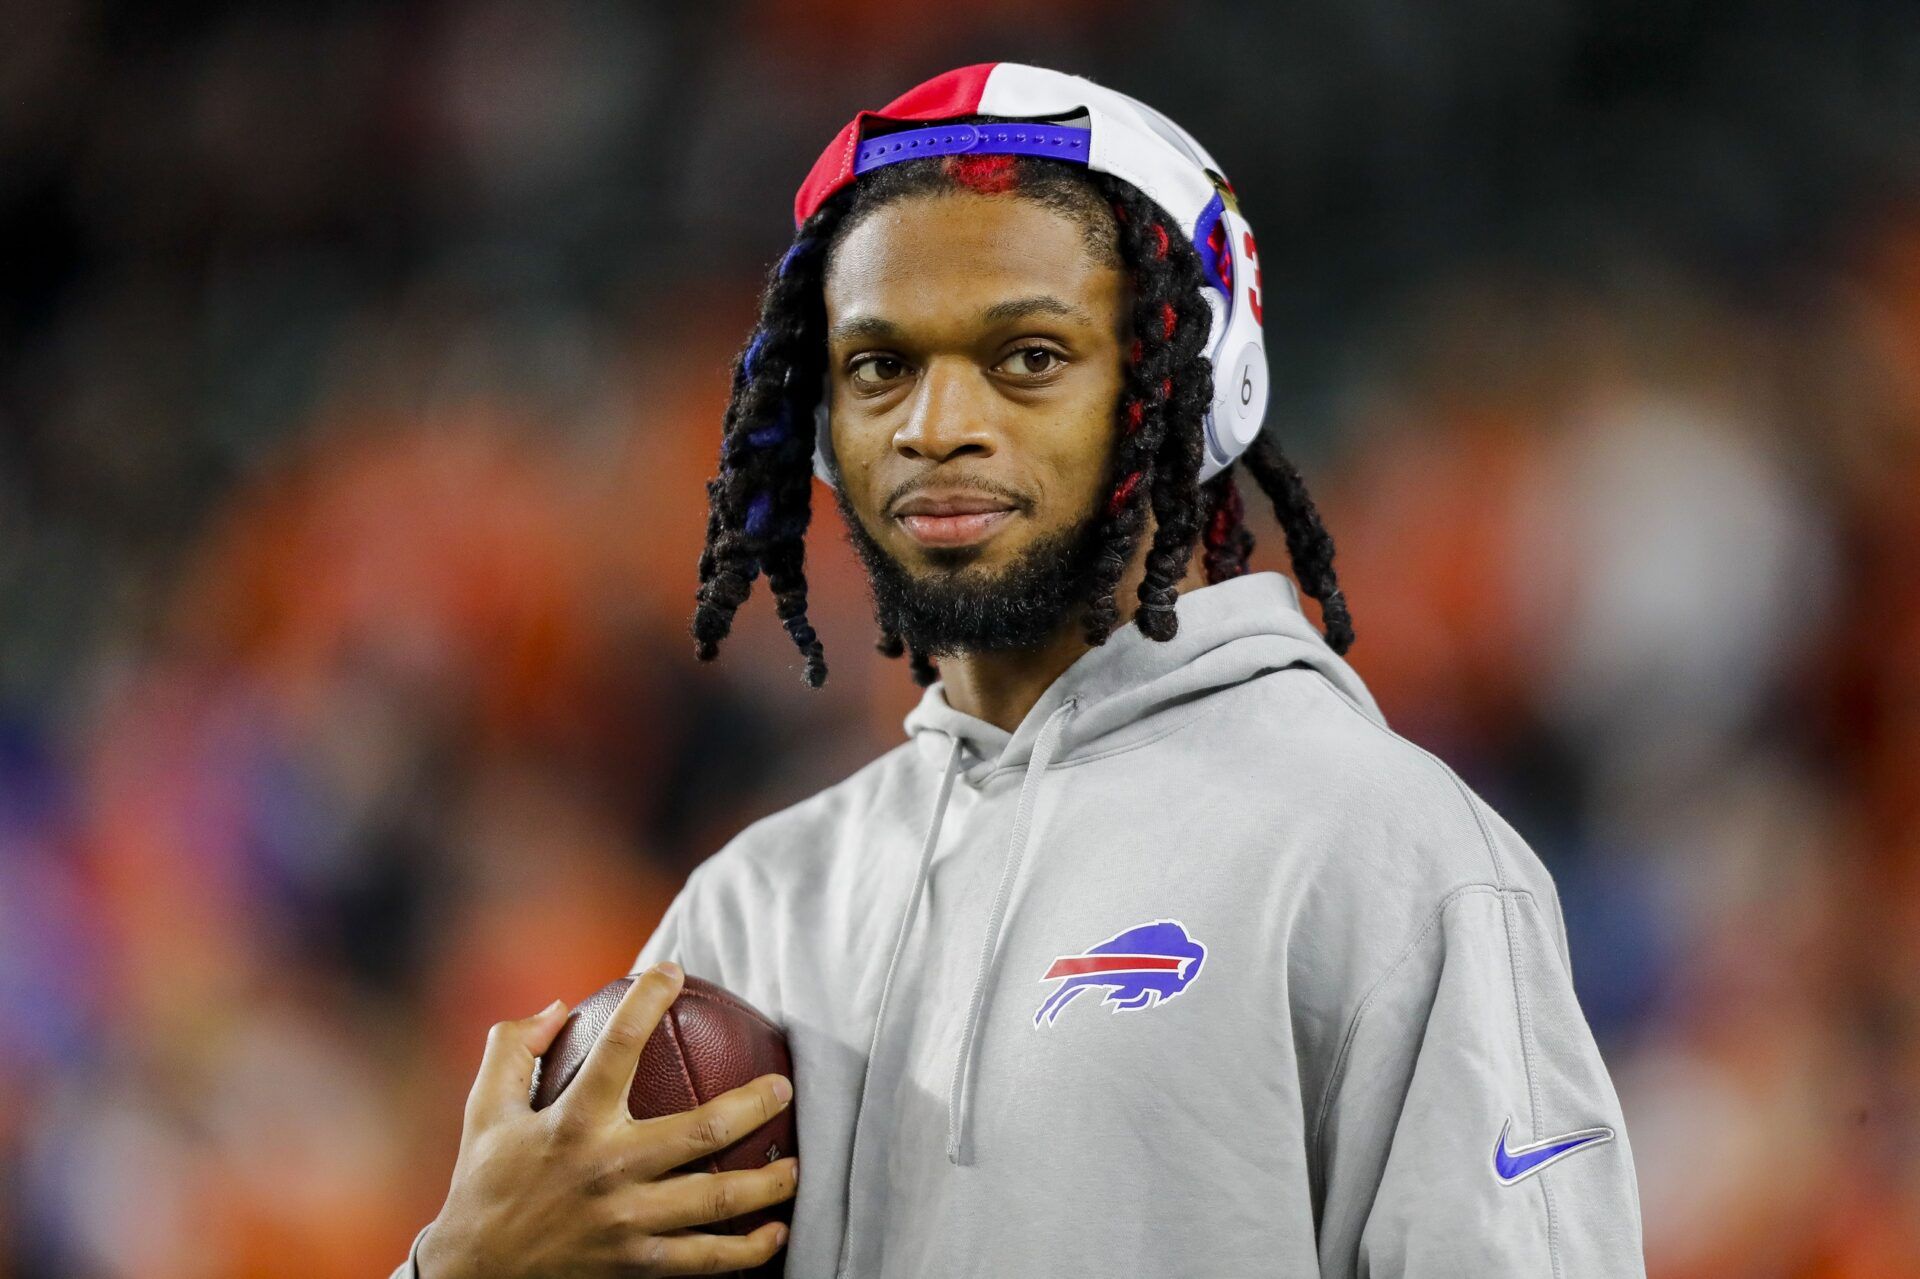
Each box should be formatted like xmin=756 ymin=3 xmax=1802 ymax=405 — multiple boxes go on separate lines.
xmin=644 ymin=740 xmax=927 ymax=994
xmin=1222 ymin=671 xmax=1578 ymax=1085
xmin=1223 ymin=664 xmax=1563 ymax=925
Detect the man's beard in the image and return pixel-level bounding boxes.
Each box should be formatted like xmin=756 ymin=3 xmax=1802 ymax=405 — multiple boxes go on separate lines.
xmin=829 ymin=482 xmax=1113 ymax=658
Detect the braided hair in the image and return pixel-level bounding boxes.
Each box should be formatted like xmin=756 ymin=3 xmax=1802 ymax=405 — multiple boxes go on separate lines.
xmin=693 ymin=129 xmax=1353 ymax=687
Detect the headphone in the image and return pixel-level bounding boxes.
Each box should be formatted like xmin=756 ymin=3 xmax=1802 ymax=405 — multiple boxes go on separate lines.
xmin=791 ymin=62 xmax=1268 ymax=489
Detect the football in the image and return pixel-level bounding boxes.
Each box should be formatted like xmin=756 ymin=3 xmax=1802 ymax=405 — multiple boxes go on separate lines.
xmin=529 ymin=973 xmax=797 ymax=1242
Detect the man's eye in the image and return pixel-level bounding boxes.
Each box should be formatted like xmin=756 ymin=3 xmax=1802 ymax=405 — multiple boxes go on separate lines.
xmin=849 ymin=356 xmax=907 ymax=387
xmin=1001 ymin=347 xmax=1061 ymax=377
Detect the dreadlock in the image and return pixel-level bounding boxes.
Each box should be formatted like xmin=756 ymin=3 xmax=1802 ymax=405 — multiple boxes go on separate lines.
xmin=692 ymin=125 xmax=1354 ymax=687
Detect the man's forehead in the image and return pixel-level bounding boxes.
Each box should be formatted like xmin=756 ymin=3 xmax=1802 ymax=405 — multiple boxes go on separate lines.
xmin=827 ymin=194 xmax=1118 ymax=298
xmin=827 ymin=295 xmax=1099 ymax=345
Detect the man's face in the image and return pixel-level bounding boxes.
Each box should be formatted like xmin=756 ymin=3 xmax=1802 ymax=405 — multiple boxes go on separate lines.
xmin=821 ymin=190 xmax=1130 ymax=655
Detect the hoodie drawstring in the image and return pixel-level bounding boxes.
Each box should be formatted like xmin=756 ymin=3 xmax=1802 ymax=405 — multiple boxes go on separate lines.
xmin=835 ymin=735 xmax=963 ymax=1279
xmin=947 ymin=695 xmax=1079 ymax=1165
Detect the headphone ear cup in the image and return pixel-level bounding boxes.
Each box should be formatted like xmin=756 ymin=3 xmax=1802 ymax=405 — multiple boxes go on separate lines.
xmin=1197 ymin=203 xmax=1268 ymax=480
xmin=811 ymin=378 xmax=837 ymax=487
xmin=1196 ymin=282 xmax=1258 ymax=484
xmin=1201 ymin=339 xmax=1267 ymax=482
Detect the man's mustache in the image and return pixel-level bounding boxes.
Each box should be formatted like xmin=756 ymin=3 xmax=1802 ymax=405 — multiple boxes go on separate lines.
xmin=886 ymin=475 xmax=1034 ymax=517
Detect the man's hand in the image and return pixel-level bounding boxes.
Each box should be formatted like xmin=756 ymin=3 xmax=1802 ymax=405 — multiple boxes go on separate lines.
xmin=419 ymin=961 xmax=798 ymax=1278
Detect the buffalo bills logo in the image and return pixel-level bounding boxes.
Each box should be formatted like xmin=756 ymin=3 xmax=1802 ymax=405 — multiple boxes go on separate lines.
xmin=1033 ymin=919 xmax=1207 ymax=1028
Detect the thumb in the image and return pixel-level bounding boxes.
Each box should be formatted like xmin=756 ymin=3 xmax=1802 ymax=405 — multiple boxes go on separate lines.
xmin=469 ymin=999 xmax=570 ymax=1120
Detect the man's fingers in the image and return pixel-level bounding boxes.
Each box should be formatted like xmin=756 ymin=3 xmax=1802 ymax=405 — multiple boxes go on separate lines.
xmin=626 ymin=1158 xmax=799 ymax=1234
xmin=633 ymin=1073 xmax=795 ymax=1178
xmin=469 ymin=998 xmax=570 ymax=1120
xmin=624 ymin=1221 xmax=789 ymax=1274
xmin=567 ymin=962 xmax=684 ymax=1119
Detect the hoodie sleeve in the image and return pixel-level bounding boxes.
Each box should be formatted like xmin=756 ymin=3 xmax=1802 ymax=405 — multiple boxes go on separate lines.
xmin=1314 ymin=881 xmax=1646 ymax=1277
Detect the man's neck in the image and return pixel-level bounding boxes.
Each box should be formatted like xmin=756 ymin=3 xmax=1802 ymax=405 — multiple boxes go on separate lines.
xmin=937 ymin=543 xmax=1209 ymax=733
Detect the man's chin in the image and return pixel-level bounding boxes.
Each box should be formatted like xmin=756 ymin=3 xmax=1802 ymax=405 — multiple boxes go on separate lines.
xmin=900 ymin=540 xmax=1002 ymax=576
xmin=838 ymin=503 xmax=1111 ymax=658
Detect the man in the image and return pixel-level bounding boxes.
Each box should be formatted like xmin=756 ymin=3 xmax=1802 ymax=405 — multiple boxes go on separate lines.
xmin=398 ymin=63 xmax=1645 ymax=1277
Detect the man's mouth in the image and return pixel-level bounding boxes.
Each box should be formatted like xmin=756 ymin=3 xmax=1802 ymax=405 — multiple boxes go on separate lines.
xmin=891 ymin=488 xmax=1023 ymax=548
xmin=896 ymin=508 xmax=1018 ymax=546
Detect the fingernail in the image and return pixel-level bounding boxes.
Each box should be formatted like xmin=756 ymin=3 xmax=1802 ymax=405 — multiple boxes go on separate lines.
xmin=543 ymin=998 xmax=565 ymax=1016
xmin=656 ymin=960 xmax=682 ymax=981
xmin=775 ymin=1224 xmax=790 ymax=1246
xmin=772 ymin=1075 xmax=793 ymax=1104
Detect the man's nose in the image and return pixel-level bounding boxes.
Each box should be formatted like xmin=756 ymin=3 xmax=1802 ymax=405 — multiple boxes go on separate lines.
xmin=891 ymin=356 xmax=998 ymax=466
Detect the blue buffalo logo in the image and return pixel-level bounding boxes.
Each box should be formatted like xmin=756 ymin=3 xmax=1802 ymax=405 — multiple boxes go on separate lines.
xmin=1033 ymin=919 xmax=1207 ymax=1028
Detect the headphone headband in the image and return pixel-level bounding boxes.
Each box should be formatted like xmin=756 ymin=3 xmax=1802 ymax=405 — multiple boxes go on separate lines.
xmin=855 ymin=122 xmax=1091 ymax=173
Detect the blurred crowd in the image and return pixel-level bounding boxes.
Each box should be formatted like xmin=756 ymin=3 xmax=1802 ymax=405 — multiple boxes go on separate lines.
xmin=3 ymin=1 xmax=1918 ymax=1276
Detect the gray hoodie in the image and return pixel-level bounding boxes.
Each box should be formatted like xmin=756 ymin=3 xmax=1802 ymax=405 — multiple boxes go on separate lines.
xmin=393 ymin=570 xmax=1645 ymax=1277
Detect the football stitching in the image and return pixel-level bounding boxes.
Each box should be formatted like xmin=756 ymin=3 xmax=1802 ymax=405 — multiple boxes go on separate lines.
xmin=657 ymin=1007 xmax=720 ymax=1175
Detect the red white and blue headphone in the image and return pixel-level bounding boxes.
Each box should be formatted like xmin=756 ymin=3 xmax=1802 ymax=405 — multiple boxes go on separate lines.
xmin=793 ymin=62 xmax=1269 ymax=488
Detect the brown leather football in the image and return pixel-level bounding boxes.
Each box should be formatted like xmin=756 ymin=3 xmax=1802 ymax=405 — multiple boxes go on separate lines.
xmin=529 ymin=973 xmax=797 ymax=1249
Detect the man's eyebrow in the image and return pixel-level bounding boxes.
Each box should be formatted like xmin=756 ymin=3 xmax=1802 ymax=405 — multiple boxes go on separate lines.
xmin=827 ymin=296 xmax=1096 ymax=346
xmin=826 ymin=315 xmax=903 ymax=345
xmin=978 ymin=295 xmax=1094 ymax=327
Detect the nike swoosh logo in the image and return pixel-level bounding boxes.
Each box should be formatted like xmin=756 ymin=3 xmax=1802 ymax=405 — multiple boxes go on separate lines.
xmin=1491 ymin=1116 xmax=1616 ymax=1184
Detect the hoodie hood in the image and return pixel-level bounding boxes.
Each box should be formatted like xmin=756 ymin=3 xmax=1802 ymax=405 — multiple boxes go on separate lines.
xmin=881 ymin=570 xmax=1384 ymax=1170
xmin=904 ymin=570 xmax=1382 ymax=783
